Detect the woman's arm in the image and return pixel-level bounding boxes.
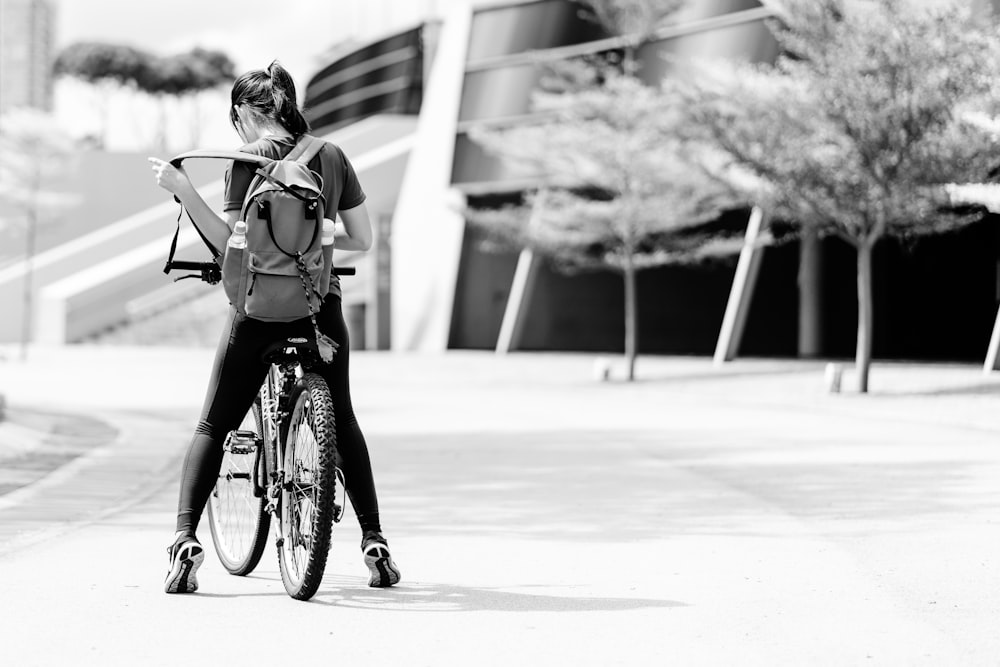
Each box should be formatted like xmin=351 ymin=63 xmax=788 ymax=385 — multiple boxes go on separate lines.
xmin=334 ymin=202 xmax=374 ymax=252
xmin=148 ymin=157 xmax=236 ymax=252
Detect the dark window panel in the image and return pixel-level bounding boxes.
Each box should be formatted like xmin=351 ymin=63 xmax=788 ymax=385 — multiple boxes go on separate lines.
xmin=466 ymin=0 xmax=608 ymax=62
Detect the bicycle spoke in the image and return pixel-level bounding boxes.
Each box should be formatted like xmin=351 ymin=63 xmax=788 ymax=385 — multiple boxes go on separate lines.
xmin=207 ymin=402 xmax=270 ymax=576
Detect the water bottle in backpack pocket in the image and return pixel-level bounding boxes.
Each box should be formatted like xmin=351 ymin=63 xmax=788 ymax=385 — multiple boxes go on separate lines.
xmin=318 ymin=218 xmax=335 ymax=296
xmin=222 ymin=221 xmax=247 ymax=307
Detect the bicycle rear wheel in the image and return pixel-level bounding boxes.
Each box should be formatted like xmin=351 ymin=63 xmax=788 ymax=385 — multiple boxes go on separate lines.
xmin=207 ymin=399 xmax=270 ymax=576
xmin=277 ymin=372 xmax=339 ymax=600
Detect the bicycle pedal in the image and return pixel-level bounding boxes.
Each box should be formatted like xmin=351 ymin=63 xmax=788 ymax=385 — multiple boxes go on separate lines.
xmin=224 ymin=429 xmax=260 ymax=455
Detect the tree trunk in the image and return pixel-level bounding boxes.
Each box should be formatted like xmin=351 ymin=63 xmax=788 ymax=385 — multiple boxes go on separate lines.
xmin=188 ymin=92 xmax=203 ymax=148
xmin=797 ymin=225 xmax=823 ymax=357
xmin=97 ymin=81 xmax=113 ymax=149
xmin=855 ymin=241 xmax=874 ymax=393
xmin=623 ymin=44 xmax=636 ymax=77
xmin=21 ymin=210 xmax=37 ymax=361
xmin=154 ymin=95 xmax=170 ymax=153
xmin=623 ymin=260 xmax=638 ymax=381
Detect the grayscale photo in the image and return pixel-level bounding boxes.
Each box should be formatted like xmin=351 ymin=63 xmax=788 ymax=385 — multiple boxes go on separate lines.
xmin=1 ymin=0 xmax=999 ymax=664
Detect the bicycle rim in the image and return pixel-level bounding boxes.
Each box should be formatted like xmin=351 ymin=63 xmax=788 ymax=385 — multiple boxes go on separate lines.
xmin=277 ymin=373 xmax=337 ymax=601
xmin=207 ymin=400 xmax=270 ymax=575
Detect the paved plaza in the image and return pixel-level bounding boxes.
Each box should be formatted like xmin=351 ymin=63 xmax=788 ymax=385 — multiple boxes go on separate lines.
xmin=0 ymin=345 xmax=998 ymax=666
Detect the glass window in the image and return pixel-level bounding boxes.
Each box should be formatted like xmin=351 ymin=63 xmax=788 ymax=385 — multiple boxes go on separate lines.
xmin=636 ymin=19 xmax=779 ymax=84
xmin=459 ymin=64 xmax=540 ymax=123
xmin=670 ymin=0 xmax=766 ymax=23
xmin=466 ymin=0 xmax=608 ymax=62
xmin=452 ymin=132 xmax=541 ymax=185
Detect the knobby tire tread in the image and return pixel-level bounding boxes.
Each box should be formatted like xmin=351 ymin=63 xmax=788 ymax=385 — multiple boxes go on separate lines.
xmin=278 ymin=372 xmax=337 ymax=601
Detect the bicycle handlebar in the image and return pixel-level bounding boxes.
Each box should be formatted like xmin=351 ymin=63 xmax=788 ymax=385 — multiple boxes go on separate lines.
xmin=165 ymin=259 xmax=355 ymax=284
xmin=167 ymin=260 xmax=214 ymax=272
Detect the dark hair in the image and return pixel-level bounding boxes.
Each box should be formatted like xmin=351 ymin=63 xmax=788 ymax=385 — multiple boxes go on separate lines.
xmin=229 ymin=60 xmax=310 ymax=138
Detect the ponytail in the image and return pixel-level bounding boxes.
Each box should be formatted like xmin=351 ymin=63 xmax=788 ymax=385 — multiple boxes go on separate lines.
xmin=266 ymin=61 xmax=310 ymax=138
xmin=230 ymin=60 xmax=310 ymax=139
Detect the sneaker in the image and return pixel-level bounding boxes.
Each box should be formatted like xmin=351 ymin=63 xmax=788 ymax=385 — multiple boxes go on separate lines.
xmin=164 ymin=536 xmax=204 ymax=594
xmin=361 ymin=530 xmax=401 ymax=588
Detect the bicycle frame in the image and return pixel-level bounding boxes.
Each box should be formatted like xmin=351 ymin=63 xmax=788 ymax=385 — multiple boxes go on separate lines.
xmin=258 ymin=354 xmax=306 ymax=517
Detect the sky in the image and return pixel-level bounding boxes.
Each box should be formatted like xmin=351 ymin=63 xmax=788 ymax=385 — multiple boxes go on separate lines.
xmin=54 ymin=0 xmax=449 ymax=85
xmin=51 ymin=0 xmax=459 ymax=150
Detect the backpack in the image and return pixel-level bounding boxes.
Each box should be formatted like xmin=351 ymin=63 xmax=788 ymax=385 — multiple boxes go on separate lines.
xmin=166 ymin=135 xmax=334 ymax=323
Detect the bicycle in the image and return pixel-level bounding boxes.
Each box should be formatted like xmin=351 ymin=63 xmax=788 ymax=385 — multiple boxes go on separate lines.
xmin=167 ymin=259 xmax=354 ymax=601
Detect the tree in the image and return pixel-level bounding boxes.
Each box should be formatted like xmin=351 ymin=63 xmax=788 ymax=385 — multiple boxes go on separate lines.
xmin=468 ymin=0 xmax=752 ymax=381
xmin=182 ymin=48 xmax=236 ymax=146
xmin=677 ymin=0 xmax=1000 ymax=392
xmin=53 ymin=42 xmax=152 ymax=148
xmin=138 ymin=48 xmax=235 ymax=148
xmin=53 ymin=43 xmax=235 ymax=150
xmin=0 ymin=109 xmax=79 ymax=359
xmin=469 ymin=69 xmax=745 ymax=381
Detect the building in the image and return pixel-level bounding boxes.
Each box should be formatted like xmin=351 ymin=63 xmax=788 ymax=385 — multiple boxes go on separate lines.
xmin=301 ymin=0 xmax=1000 ymax=362
xmin=303 ymin=0 xmax=783 ymax=353
xmin=6 ymin=0 xmax=1000 ymax=367
xmin=0 ymin=0 xmax=55 ymax=112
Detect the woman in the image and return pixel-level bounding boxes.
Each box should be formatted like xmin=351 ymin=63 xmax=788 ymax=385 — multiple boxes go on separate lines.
xmin=148 ymin=61 xmax=400 ymax=594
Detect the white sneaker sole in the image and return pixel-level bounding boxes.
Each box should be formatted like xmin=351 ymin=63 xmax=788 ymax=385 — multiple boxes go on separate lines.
xmin=364 ymin=545 xmax=401 ymax=588
xmin=164 ymin=544 xmax=204 ymax=594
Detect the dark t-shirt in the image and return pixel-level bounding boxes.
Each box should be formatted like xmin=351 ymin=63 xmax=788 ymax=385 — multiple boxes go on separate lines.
xmin=223 ymin=135 xmax=367 ymax=299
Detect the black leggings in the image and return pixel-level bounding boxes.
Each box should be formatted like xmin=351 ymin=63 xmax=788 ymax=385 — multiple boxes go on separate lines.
xmin=175 ymin=295 xmax=381 ymax=537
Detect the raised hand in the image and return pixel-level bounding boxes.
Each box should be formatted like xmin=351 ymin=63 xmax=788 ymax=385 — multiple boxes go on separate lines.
xmin=148 ymin=157 xmax=192 ymax=197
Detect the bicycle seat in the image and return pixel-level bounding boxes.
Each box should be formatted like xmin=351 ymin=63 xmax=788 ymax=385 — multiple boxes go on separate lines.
xmin=261 ymin=336 xmax=319 ymax=365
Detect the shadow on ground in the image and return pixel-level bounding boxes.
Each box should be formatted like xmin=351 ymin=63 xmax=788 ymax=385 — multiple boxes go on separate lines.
xmin=0 ymin=407 xmax=119 ymax=496
xmin=372 ymin=430 xmax=997 ymax=542
xmin=195 ymin=573 xmax=686 ymax=612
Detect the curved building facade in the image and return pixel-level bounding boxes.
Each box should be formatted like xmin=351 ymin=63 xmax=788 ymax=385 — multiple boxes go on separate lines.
xmin=306 ymin=0 xmax=783 ymax=353
xmin=299 ymin=0 xmax=1000 ymax=362
xmin=304 ymin=25 xmax=428 ymax=135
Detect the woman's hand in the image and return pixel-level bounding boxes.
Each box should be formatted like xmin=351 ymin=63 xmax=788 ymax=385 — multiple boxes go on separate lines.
xmin=148 ymin=157 xmax=192 ymax=197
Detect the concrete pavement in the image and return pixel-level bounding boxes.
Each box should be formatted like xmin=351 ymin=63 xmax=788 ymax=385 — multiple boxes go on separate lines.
xmin=0 ymin=346 xmax=998 ymax=666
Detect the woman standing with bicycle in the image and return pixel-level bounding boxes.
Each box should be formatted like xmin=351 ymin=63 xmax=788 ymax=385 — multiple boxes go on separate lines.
xmin=148 ymin=61 xmax=400 ymax=594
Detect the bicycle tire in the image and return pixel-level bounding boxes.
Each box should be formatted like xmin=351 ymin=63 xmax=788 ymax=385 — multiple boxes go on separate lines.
xmin=277 ymin=372 xmax=338 ymax=601
xmin=207 ymin=399 xmax=271 ymax=576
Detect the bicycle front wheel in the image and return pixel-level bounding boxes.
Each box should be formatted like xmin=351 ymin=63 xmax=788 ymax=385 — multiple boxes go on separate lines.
xmin=277 ymin=372 xmax=339 ymax=600
xmin=207 ymin=399 xmax=270 ymax=576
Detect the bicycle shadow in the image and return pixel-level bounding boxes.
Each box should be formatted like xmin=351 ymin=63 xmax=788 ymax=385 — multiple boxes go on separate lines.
xmin=200 ymin=573 xmax=687 ymax=612
xmin=318 ymin=580 xmax=687 ymax=613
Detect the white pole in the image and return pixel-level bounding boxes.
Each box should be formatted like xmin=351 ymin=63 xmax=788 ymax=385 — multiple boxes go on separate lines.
xmin=984 ymin=303 xmax=1000 ymax=373
xmin=496 ymin=191 xmax=546 ymax=354
xmin=713 ymin=206 xmax=766 ymax=366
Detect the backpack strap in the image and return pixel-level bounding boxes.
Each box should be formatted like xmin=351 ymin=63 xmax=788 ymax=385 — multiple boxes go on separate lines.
xmin=169 ymin=150 xmax=273 ymax=168
xmin=286 ymin=135 xmax=326 ymax=212
xmin=163 ymin=149 xmax=275 ymax=263
xmin=285 ymin=135 xmax=325 ymax=166
xmin=164 ymin=201 xmax=224 ymax=268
